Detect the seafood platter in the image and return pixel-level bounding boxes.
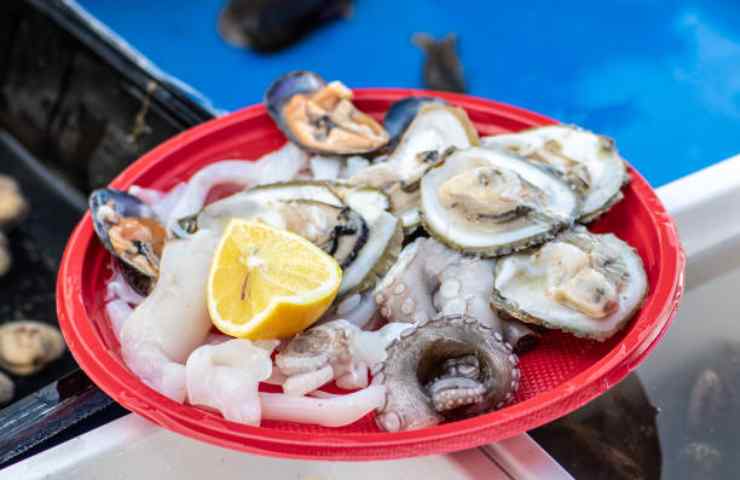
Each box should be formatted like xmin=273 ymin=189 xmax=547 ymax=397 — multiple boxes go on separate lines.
xmin=57 ymin=72 xmax=684 ymax=459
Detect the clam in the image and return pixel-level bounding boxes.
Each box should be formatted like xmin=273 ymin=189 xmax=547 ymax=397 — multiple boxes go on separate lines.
xmin=0 ymin=175 xmax=29 ymax=231
xmin=0 ymin=232 xmax=10 ymax=277
xmin=89 ymin=189 xmax=167 ymax=291
xmin=491 ymin=226 xmax=648 ymax=341
xmin=372 ymin=315 xmax=518 ymax=432
xmin=421 ymin=147 xmax=579 ymax=256
xmin=482 ymin=125 xmax=629 ymax=222
xmin=265 ymin=71 xmax=389 ymax=155
xmin=0 ymin=371 xmax=13 ymax=405
xmin=0 ymin=321 xmax=66 ymax=376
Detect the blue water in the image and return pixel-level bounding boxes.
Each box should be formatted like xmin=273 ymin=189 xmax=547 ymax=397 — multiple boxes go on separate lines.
xmin=79 ymin=0 xmax=740 ymax=187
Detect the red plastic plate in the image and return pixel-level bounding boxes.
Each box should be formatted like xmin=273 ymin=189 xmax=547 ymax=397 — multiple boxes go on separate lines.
xmin=57 ymin=89 xmax=685 ymax=460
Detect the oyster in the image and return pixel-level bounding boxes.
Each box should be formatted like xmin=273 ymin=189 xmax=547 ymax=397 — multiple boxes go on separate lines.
xmin=89 ymin=188 xmax=167 ymax=283
xmin=482 ymin=125 xmax=629 ymax=222
xmin=197 ymin=192 xmax=367 ymax=269
xmin=384 ymin=102 xmax=479 ymax=190
xmin=0 ymin=321 xmax=66 ymax=376
xmin=372 ymin=315 xmax=519 ymax=432
xmin=265 ymin=71 xmax=389 ymax=155
xmin=421 ymin=147 xmax=579 ymax=256
xmin=348 ymin=162 xmax=422 ymax=232
xmin=492 ymin=226 xmax=648 ymax=341
xmin=347 ymin=99 xmax=479 ymax=232
xmin=186 ymin=180 xmax=400 ymax=296
xmin=382 ymin=96 xmax=447 ymax=146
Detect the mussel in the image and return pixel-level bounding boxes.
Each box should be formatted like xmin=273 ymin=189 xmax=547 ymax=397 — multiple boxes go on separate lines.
xmin=89 ymin=188 xmax=166 ymax=293
xmin=265 ymin=71 xmax=389 ymax=155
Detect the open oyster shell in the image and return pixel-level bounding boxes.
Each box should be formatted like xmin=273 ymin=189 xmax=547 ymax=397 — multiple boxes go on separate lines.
xmin=482 ymin=125 xmax=629 ymax=223
xmin=421 ymin=147 xmax=579 ymax=256
xmin=491 ymin=226 xmax=648 ymax=341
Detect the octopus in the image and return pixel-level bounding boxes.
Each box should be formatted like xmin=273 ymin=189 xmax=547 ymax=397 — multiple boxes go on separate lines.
xmin=371 ymin=315 xmax=519 ymax=432
xmin=275 ymin=319 xmax=410 ymax=395
xmin=373 ymin=237 xmax=539 ymax=353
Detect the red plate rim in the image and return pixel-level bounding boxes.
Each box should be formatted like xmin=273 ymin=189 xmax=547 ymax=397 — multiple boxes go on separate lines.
xmin=57 ymin=88 xmax=686 ymax=460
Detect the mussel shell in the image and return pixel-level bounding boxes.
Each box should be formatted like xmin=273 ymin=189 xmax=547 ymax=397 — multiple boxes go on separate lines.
xmin=383 ymin=96 xmax=448 ymax=146
xmin=116 ymin=259 xmax=154 ymax=296
xmin=89 ymin=188 xmax=156 ymax=254
xmin=265 ymin=70 xmax=326 ymax=131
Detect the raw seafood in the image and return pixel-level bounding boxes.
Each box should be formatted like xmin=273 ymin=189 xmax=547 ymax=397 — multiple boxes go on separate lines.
xmin=167 ymin=143 xmax=308 ymax=235
xmin=265 ymin=71 xmax=389 ymax=155
xmin=0 ymin=371 xmax=13 ymax=406
xmin=275 ymin=319 xmax=410 ymax=395
xmin=372 ymin=315 xmax=519 ymax=432
xmin=492 ymin=226 xmax=648 ymax=340
xmin=186 ymin=338 xmax=276 ymax=425
xmin=0 ymin=321 xmax=66 ymax=376
xmin=120 ymin=229 xmax=219 ymax=402
xmin=0 ymin=175 xmax=29 ymax=230
xmin=482 ymin=125 xmax=629 ymax=222
xmin=260 ymin=385 xmax=386 ymax=427
xmin=374 ymin=237 xmax=501 ymax=332
xmin=89 ymin=188 xmax=166 ymax=292
xmin=0 ymin=232 xmax=10 ymax=277
xmin=421 ymin=147 xmax=579 ymax=256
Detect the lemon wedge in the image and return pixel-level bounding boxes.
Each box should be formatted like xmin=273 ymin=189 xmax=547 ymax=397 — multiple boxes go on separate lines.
xmin=208 ymin=219 xmax=341 ymax=339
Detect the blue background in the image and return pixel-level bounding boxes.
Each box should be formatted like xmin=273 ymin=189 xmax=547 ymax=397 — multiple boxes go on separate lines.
xmin=79 ymin=0 xmax=740 ymax=187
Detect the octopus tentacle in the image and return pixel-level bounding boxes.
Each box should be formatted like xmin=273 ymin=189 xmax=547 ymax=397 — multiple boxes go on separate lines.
xmin=372 ymin=314 xmax=519 ymax=432
xmin=500 ymin=315 xmax=541 ymax=354
xmin=275 ymin=320 xmax=409 ymax=393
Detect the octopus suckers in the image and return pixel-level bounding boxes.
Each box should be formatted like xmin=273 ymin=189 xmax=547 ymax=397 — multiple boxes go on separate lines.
xmin=493 ymin=332 xmax=503 ymax=342
xmin=508 ymin=354 xmax=518 ymax=365
xmin=504 ymin=342 xmax=513 ymax=352
xmin=401 ymin=298 xmax=415 ymax=315
xmin=393 ymin=283 xmax=406 ymax=295
xmin=376 ymin=411 xmax=402 ymax=433
xmin=375 ymin=294 xmax=385 ymax=305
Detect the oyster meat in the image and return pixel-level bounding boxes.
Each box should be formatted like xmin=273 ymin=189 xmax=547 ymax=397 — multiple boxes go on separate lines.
xmin=372 ymin=315 xmax=519 ymax=432
xmin=421 ymin=147 xmax=579 ymax=256
xmin=491 ymin=226 xmax=647 ymax=341
xmin=265 ymin=71 xmax=389 ymax=155
xmin=348 ymin=99 xmax=479 ymax=232
xmin=482 ymin=125 xmax=629 ymax=222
